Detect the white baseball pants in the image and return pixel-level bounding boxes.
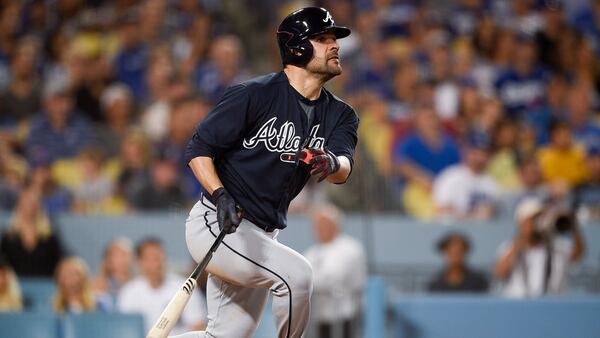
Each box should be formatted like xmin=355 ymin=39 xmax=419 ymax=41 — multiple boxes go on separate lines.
xmin=175 ymin=196 xmax=313 ymax=338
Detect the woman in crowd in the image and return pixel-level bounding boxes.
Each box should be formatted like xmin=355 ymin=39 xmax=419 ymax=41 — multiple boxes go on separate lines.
xmin=0 ymin=187 xmax=64 ymax=277
xmin=93 ymin=237 xmax=134 ymax=306
xmin=54 ymin=256 xmax=106 ymax=314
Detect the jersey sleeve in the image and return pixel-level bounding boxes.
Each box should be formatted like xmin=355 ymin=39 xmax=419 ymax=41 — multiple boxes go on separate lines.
xmin=184 ymin=84 xmax=254 ymax=162
xmin=327 ymin=106 xmax=359 ymax=169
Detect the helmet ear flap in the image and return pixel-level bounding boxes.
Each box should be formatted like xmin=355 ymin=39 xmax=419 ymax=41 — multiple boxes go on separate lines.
xmin=287 ymin=39 xmax=313 ymax=66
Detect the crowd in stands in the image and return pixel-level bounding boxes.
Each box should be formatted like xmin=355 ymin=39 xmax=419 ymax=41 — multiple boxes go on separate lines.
xmin=0 ymin=0 xmax=598 ymax=221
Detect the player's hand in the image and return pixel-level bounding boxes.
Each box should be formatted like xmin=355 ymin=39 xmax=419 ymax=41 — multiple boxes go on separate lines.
xmin=299 ymin=147 xmax=340 ymax=182
xmin=211 ymin=187 xmax=242 ymax=234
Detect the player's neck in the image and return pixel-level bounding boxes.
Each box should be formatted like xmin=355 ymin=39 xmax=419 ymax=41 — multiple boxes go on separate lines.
xmin=283 ymin=66 xmax=324 ymax=101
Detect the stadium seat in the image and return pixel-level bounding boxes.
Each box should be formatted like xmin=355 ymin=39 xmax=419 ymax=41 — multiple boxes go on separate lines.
xmin=20 ymin=278 xmax=56 ymax=313
xmin=62 ymin=312 xmax=145 ymax=338
xmin=0 ymin=312 xmax=59 ymax=338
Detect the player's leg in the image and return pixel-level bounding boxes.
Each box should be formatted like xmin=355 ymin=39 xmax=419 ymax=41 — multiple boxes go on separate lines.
xmin=185 ymin=197 xmax=313 ymax=338
xmin=203 ymin=273 xmax=269 ymax=337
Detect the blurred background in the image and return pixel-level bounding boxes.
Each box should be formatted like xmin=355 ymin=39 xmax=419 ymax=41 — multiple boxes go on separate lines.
xmin=1 ymin=0 xmax=600 ymax=337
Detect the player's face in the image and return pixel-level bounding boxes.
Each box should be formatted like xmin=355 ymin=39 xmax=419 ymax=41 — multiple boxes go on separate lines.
xmin=307 ymin=32 xmax=342 ymax=80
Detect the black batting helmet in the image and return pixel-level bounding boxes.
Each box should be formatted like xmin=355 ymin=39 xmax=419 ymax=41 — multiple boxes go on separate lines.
xmin=276 ymin=7 xmax=351 ymax=67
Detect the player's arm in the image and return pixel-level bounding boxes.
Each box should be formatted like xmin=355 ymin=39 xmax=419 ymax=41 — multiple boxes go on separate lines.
xmin=327 ymin=156 xmax=351 ymax=183
xmin=300 ymin=106 xmax=358 ymax=184
xmin=188 ymin=156 xmax=224 ymax=195
xmin=184 ymin=84 xmax=252 ymax=233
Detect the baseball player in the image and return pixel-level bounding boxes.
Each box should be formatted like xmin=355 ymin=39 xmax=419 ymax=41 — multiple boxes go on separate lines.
xmin=172 ymin=7 xmax=359 ymax=338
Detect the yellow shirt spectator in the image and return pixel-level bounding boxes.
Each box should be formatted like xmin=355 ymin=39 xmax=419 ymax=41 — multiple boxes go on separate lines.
xmin=537 ymin=146 xmax=587 ymax=187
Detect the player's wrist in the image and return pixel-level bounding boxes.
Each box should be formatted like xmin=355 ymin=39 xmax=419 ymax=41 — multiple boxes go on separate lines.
xmin=325 ymin=149 xmax=340 ymax=173
xmin=211 ymin=187 xmax=227 ymax=201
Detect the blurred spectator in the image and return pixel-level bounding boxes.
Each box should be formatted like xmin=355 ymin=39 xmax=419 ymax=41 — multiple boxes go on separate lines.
xmin=304 ymin=206 xmax=366 ymax=338
xmin=432 ymin=135 xmax=499 ymax=221
xmin=26 ymin=84 xmax=92 ymax=162
xmin=0 ymin=188 xmax=64 ymax=277
xmin=29 ymin=158 xmax=72 ymax=216
xmin=72 ymin=148 xmax=116 ymax=214
xmin=53 ymin=256 xmax=105 ymax=314
xmin=0 ymin=255 xmax=22 ymax=312
xmin=428 ymin=232 xmax=488 ymax=293
xmin=0 ymin=140 xmax=27 ymax=211
xmin=93 ymin=238 xmax=134 ymax=308
xmin=118 ymin=238 xmax=206 ymax=334
xmin=115 ymin=130 xmax=152 ymax=206
xmin=195 ymin=34 xmax=248 ymax=103
xmin=158 ymin=94 xmax=209 ymax=200
xmin=564 ymin=84 xmax=600 ymax=150
xmin=535 ymin=4 xmax=567 ymax=71
xmin=572 ymin=0 xmax=600 ymax=56
xmin=573 ymin=144 xmax=600 ymax=221
xmin=0 ymin=37 xmax=42 ymax=129
xmin=493 ymin=33 xmax=548 ymax=118
xmin=537 ymin=121 xmax=587 ymax=188
xmin=356 ymin=90 xmax=394 ymax=177
xmin=131 ymin=160 xmax=186 ymax=211
xmin=487 ymin=119 xmax=520 ymax=192
xmin=527 ymin=75 xmax=568 ymax=145
xmin=140 ymin=45 xmax=176 ymax=142
xmin=93 ymin=83 xmax=135 ymax=157
xmin=158 ymin=95 xmax=208 ymax=168
xmin=394 ymin=106 xmax=460 ymax=219
xmin=394 ymin=106 xmax=461 ymax=190
xmin=495 ymin=198 xmax=585 ymax=298
xmin=113 ymin=12 xmax=148 ymax=101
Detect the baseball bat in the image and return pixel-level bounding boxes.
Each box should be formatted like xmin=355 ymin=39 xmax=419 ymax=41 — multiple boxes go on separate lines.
xmin=146 ymin=230 xmax=226 ymax=338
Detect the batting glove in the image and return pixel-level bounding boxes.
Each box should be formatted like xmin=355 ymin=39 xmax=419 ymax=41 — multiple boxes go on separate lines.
xmin=211 ymin=187 xmax=242 ymax=234
xmin=299 ymin=148 xmax=340 ymax=182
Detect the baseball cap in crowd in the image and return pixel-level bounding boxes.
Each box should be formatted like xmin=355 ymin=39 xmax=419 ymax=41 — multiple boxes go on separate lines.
xmin=514 ymin=197 xmax=544 ymax=222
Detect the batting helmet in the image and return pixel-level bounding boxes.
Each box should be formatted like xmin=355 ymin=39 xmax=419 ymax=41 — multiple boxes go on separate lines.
xmin=276 ymin=7 xmax=351 ymax=66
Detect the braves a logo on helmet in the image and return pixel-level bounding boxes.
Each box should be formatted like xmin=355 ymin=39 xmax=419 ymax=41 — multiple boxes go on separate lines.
xmin=243 ymin=117 xmax=325 ymax=162
xmin=323 ymin=11 xmax=333 ymax=24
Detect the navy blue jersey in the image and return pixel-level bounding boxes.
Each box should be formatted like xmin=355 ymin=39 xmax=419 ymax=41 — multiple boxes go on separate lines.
xmin=184 ymin=71 xmax=359 ymax=231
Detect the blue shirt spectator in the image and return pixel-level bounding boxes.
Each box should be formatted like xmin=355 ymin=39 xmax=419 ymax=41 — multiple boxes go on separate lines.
xmin=395 ymin=133 xmax=461 ymax=177
xmin=26 ymin=86 xmax=91 ymax=162
xmin=114 ymin=44 xmax=149 ymax=102
xmin=494 ymin=66 xmax=548 ymax=118
xmin=393 ymin=107 xmax=461 ymax=193
xmin=114 ymin=15 xmax=149 ymax=101
xmin=494 ymin=35 xmax=549 ymax=118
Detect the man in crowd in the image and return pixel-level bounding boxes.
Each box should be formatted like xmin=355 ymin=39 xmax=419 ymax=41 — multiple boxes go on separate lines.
xmin=304 ymin=205 xmax=366 ymax=338
xmin=428 ymin=232 xmax=489 ymax=293
xmin=495 ymin=198 xmax=585 ymax=298
xmin=118 ymin=238 xmax=206 ymax=334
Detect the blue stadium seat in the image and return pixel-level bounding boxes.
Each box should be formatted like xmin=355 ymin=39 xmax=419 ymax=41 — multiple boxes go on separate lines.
xmin=0 ymin=312 xmax=59 ymax=338
xmin=20 ymin=278 xmax=56 ymax=313
xmin=62 ymin=313 xmax=145 ymax=338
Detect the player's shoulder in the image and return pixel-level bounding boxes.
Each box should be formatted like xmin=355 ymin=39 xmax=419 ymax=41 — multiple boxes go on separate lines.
xmin=238 ymin=71 xmax=288 ymax=92
xmin=322 ymin=87 xmax=356 ymax=114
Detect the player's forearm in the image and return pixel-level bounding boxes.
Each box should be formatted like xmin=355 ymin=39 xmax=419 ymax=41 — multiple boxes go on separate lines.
xmin=327 ymin=156 xmax=351 ymax=184
xmin=189 ymin=156 xmax=224 ymax=195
